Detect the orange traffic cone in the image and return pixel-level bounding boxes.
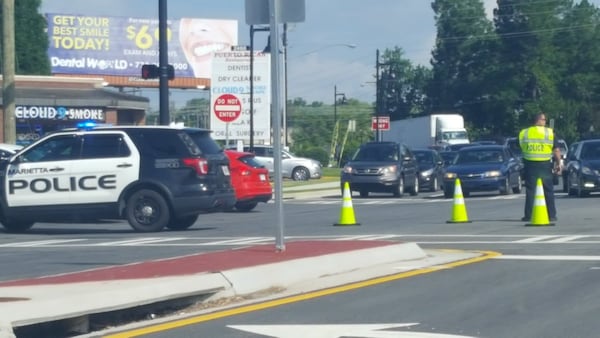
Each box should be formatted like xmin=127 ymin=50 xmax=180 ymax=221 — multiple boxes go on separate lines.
xmin=526 ymin=178 xmax=554 ymax=226
xmin=447 ymin=178 xmax=471 ymax=223
xmin=334 ymin=182 xmax=360 ymax=226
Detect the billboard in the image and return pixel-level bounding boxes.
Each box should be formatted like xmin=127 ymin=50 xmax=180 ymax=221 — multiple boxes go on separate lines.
xmin=210 ymin=51 xmax=270 ymax=143
xmin=47 ymin=14 xmax=238 ymax=82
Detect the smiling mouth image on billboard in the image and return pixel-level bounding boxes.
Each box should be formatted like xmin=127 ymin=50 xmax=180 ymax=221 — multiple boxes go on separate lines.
xmin=179 ymin=18 xmax=236 ymax=78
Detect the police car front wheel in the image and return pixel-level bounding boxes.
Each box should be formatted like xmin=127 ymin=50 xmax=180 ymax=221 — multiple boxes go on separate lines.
xmin=126 ymin=189 xmax=170 ymax=232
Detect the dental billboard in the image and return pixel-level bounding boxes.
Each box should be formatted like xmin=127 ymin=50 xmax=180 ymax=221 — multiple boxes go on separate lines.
xmin=47 ymin=14 xmax=238 ymax=80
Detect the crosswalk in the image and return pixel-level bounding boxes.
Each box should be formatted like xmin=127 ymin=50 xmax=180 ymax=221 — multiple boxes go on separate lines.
xmin=283 ymin=194 xmax=524 ymax=205
xmin=2 ymin=234 xmax=600 ymax=248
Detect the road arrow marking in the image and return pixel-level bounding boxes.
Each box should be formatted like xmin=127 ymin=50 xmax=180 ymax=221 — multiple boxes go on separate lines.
xmin=228 ymin=323 xmax=476 ymax=337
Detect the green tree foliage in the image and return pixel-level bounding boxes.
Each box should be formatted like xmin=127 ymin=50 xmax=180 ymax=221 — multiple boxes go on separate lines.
xmin=430 ymin=0 xmax=498 ymax=132
xmin=425 ymin=0 xmax=600 ymax=143
xmin=378 ymin=47 xmax=432 ymax=121
xmin=287 ymin=97 xmax=373 ymax=166
xmin=0 ymin=0 xmax=50 ymax=74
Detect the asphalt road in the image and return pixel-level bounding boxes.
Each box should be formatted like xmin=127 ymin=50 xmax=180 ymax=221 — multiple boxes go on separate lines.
xmin=1 ymin=188 xmax=599 ymax=281
xmin=138 ymin=258 xmax=600 ymax=338
xmin=3 ymin=186 xmax=600 ymax=337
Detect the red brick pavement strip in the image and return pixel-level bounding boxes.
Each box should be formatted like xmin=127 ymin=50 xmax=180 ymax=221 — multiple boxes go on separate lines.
xmin=0 ymin=240 xmax=398 ymax=287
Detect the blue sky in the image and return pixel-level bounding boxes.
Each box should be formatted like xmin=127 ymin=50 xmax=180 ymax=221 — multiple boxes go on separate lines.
xmin=40 ymin=0 xmax=598 ymax=110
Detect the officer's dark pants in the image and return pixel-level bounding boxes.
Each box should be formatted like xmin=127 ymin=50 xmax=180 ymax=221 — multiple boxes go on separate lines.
xmin=523 ymin=160 xmax=557 ymax=219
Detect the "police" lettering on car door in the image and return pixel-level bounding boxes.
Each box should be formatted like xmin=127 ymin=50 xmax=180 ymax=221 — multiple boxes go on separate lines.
xmin=8 ymin=175 xmax=117 ymax=194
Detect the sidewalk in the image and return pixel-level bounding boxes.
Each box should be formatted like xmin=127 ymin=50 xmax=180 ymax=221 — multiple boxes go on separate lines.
xmin=0 ymin=240 xmax=487 ymax=338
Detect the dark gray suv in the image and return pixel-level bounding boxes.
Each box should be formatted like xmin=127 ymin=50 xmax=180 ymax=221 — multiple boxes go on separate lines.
xmin=341 ymin=141 xmax=419 ymax=197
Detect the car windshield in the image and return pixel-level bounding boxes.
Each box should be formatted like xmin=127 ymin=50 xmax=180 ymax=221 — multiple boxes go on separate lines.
xmin=442 ymin=131 xmax=468 ymax=140
xmin=580 ymin=143 xmax=600 ymax=160
xmin=440 ymin=151 xmax=457 ymax=165
xmin=353 ymin=144 xmax=398 ymax=161
xmin=456 ymin=149 xmax=504 ymax=164
xmin=413 ymin=151 xmax=433 ymax=164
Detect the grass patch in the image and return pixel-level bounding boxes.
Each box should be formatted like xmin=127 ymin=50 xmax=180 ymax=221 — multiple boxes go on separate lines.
xmin=322 ymin=167 xmax=342 ymax=178
xmin=280 ymin=167 xmax=340 ymax=188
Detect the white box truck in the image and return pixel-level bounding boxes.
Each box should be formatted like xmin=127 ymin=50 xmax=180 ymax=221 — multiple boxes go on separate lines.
xmin=381 ymin=114 xmax=469 ymax=148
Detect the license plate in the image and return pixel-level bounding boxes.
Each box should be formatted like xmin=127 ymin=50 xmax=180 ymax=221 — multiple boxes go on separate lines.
xmin=259 ymin=174 xmax=266 ymax=181
xmin=221 ymin=165 xmax=230 ymax=176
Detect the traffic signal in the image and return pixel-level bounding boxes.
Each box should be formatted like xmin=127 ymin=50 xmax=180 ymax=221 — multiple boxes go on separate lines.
xmin=167 ymin=65 xmax=175 ymax=80
xmin=140 ymin=64 xmax=175 ymax=80
xmin=141 ymin=64 xmax=159 ymax=79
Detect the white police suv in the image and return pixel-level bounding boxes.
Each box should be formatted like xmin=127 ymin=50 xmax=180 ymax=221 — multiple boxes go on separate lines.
xmin=0 ymin=125 xmax=236 ymax=233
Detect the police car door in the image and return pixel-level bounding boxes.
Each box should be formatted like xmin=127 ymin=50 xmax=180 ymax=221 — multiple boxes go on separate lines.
xmin=5 ymin=134 xmax=78 ymax=207
xmin=70 ymin=132 xmax=139 ymax=204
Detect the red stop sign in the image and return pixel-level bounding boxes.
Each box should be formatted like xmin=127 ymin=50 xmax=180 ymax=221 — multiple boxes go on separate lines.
xmin=213 ymin=94 xmax=242 ymax=123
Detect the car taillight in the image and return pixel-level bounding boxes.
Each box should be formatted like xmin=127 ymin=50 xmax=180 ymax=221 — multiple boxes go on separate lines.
xmin=183 ymin=158 xmax=209 ymax=175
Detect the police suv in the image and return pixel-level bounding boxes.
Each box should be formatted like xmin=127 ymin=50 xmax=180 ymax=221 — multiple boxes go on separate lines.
xmin=0 ymin=125 xmax=236 ymax=233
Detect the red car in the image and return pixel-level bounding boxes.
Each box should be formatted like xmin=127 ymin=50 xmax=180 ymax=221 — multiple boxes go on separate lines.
xmin=225 ymin=150 xmax=273 ymax=211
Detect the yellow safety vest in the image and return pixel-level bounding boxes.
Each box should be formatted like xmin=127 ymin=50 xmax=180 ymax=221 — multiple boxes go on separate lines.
xmin=519 ymin=126 xmax=554 ymax=161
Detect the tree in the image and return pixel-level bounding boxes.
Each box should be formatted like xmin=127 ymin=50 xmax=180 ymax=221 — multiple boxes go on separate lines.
xmin=430 ymin=0 xmax=496 ymax=121
xmin=0 ymin=0 xmax=50 ymax=74
xmin=552 ymin=0 xmax=600 ymax=142
xmin=287 ymin=99 xmax=373 ymax=166
xmin=377 ymin=47 xmax=432 ymax=121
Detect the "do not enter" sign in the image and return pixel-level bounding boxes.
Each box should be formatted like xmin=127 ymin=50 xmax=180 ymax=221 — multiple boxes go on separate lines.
xmin=213 ymin=94 xmax=242 ymax=123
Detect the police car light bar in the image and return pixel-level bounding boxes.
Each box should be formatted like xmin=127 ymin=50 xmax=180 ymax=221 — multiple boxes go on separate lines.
xmin=76 ymin=121 xmax=113 ymax=130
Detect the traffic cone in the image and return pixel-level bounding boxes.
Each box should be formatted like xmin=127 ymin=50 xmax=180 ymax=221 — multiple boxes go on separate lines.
xmin=526 ymin=178 xmax=554 ymax=226
xmin=447 ymin=178 xmax=471 ymax=223
xmin=334 ymin=182 xmax=360 ymax=226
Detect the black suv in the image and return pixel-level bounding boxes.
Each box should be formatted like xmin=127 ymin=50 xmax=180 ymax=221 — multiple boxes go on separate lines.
xmin=341 ymin=141 xmax=419 ymax=197
xmin=0 ymin=126 xmax=236 ymax=233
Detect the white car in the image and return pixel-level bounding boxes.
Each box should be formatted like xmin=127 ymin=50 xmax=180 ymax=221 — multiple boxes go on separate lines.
xmin=233 ymin=145 xmax=322 ymax=181
xmin=0 ymin=143 xmax=23 ymax=160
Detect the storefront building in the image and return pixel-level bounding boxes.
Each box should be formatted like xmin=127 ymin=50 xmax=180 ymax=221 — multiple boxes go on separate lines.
xmin=0 ymin=76 xmax=149 ymax=146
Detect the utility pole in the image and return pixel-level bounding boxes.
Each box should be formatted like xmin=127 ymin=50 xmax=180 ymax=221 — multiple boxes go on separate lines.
xmin=158 ymin=0 xmax=170 ymax=125
xmin=328 ymin=85 xmax=346 ymax=167
xmin=282 ymin=23 xmax=288 ymax=147
xmin=2 ymin=0 xmax=16 ymax=143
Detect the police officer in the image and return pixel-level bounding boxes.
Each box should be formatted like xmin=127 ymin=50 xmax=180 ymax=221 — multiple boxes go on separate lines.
xmin=518 ymin=112 xmax=561 ymax=222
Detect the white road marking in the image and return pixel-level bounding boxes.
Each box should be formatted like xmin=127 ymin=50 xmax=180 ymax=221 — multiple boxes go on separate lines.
xmin=495 ymin=255 xmax=600 ymax=261
xmin=2 ymin=234 xmax=600 ymax=248
xmin=228 ymin=323 xmax=475 ymax=337
xmin=544 ymin=235 xmax=589 ymax=243
xmin=513 ymin=235 xmax=562 ymax=243
xmin=95 ymin=238 xmax=184 ymax=246
xmin=0 ymin=239 xmax=86 ymax=247
xmin=201 ymin=237 xmax=273 ymax=245
xmin=333 ymin=235 xmax=397 ymax=241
